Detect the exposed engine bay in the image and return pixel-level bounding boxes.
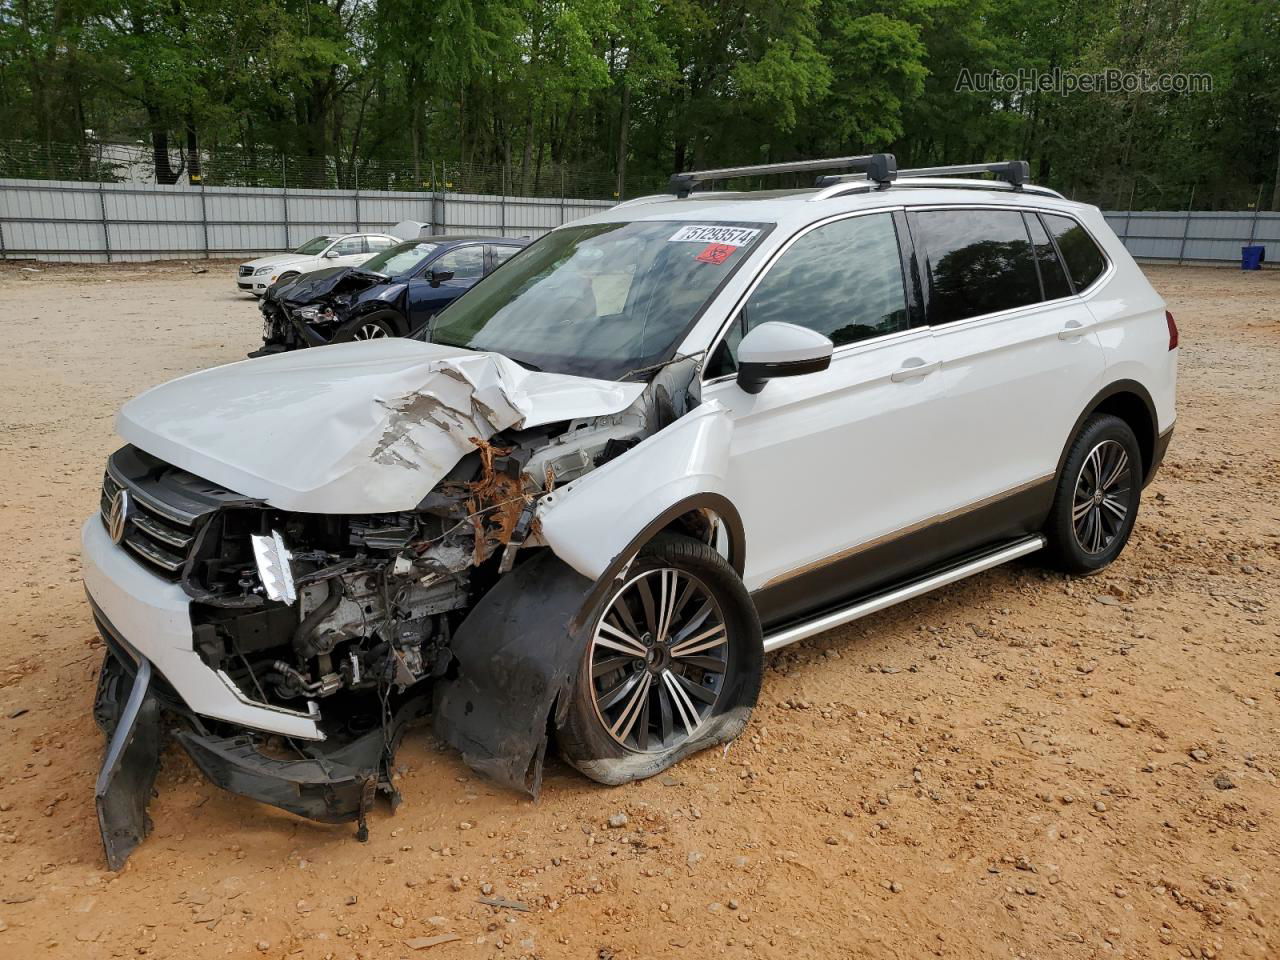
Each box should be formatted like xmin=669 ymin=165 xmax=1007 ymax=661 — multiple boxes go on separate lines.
xmin=92 ymin=348 xmax=705 ymax=867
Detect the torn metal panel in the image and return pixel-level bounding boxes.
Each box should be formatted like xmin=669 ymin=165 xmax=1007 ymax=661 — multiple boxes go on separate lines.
xmin=538 ymin=401 xmax=734 ymax=581
xmin=116 ymin=339 xmax=644 ymax=514
xmin=433 ymin=551 xmax=595 ymax=795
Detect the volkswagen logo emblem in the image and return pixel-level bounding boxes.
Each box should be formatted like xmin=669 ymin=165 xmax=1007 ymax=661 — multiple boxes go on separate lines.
xmin=107 ymin=489 xmax=131 ymax=545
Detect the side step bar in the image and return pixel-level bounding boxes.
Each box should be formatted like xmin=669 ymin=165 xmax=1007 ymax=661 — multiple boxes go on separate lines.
xmin=762 ymin=535 xmax=1045 ymax=653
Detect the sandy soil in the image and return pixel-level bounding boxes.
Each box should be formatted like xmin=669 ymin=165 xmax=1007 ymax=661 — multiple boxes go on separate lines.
xmin=0 ymin=259 xmax=1275 ymax=960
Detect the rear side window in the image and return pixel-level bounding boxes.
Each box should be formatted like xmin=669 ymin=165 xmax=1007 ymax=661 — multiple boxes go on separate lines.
xmin=1043 ymin=214 xmax=1108 ymax=291
xmin=366 ymin=236 xmax=396 ymax=252
xmin=914 ymin=209 xmax=1041 ymax=325
xmin=488 ymin=245 xmax=521 ymax=270
xmin=1025 ymin=213 xmax=1072 ymax=300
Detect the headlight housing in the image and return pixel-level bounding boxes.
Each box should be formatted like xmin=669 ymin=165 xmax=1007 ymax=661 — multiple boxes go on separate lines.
xmin=254 ymin=265 xmax=274 ymax=276
xmin=295 ymin=305 xmax=337 ymax=323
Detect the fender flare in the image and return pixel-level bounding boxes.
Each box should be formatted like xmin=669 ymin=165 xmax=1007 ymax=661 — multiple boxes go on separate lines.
xmin=1054 ymin=379 xmax=1158 ymax=484
xmin=536 ymin=401 xmax=745 ymax=624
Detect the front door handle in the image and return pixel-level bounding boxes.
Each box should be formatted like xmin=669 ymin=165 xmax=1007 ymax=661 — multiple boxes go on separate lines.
xmin=1058 ymin=320 xmax=1086 ymax=340
xmin=890 ymin=357 xmax=941 ymax=382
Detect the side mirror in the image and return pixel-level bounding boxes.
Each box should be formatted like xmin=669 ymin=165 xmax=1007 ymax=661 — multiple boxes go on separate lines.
xmin=429 ymin=269 xmax=455 ymax=288
xmin=323 ymin=250 xmax=340 ymax=259
xmin=735 ymin=321 xmax=833 ymax=395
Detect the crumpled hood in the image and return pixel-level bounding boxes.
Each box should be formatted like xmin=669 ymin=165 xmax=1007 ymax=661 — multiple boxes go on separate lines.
xmin=117 ymin=340 xmax=645 ymax=513
xmin=273 ymin=266 xmax=358 ymax=304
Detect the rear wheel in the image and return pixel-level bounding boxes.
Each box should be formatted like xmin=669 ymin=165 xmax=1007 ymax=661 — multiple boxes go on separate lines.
xmin=557 ymin=533 xmax=762 ymax=785
xmin=1042 ymin=413 xmax=1142 ymax=574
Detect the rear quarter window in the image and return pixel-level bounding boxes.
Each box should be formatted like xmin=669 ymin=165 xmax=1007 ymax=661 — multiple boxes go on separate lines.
xmin=1043 ymin=214 xmax=1108 ymax=291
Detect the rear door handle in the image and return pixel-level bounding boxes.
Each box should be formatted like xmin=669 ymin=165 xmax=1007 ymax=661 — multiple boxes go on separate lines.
xmin=890 ymin=358 xmax=941 ymax=382
xmin=1058 ymin=320 xmax=1086 ymax=340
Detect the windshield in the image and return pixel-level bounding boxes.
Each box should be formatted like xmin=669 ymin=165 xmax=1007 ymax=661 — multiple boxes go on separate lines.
xmin=427 ymin=220 xmax=767 ymax=379
xmin=361 ymin=240 xmax=441 ymax=277
xmin=293 ymin=236 xmax=336 ymax=256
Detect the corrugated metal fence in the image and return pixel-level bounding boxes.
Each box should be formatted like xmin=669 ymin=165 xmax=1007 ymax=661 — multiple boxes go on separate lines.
xmin=2 ymin=176 xmax=1278 ymax=265
xmin=1102 ymin=209 xmax=1278 ymax=264
xmin=0 ymin=177 xmax=616 ymax=263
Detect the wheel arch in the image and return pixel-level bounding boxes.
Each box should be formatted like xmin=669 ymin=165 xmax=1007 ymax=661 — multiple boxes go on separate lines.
xmin=1057 ymin=380 xmax=1158 ymax=485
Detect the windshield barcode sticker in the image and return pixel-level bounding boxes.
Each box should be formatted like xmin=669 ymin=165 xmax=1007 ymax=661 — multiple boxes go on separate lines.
xmin=668 ymin=225 xmax=761 ymax=247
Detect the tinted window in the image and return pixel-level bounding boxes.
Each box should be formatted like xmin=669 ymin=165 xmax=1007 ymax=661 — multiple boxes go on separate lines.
xmin=1025 ymin=213 xmax=1072 ymax=300
xmin=1043 ymin=214 xmax=1107 ymax=291
xmin=332 ymin=236 xmax=364 ymax=255
xmin=434 ymin=245 xmax=485 ymax=280
xmin=916 ymin=209 xmax=1041 ymax=325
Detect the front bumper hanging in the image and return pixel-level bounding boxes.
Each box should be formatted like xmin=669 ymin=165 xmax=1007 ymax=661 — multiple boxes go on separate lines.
xmin=94 ymin=654 xmax=162 ymax=871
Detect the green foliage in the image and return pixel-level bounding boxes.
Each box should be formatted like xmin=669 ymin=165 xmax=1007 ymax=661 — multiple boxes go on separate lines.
xmin=0 ymin=0 xmax=1276 ymax=206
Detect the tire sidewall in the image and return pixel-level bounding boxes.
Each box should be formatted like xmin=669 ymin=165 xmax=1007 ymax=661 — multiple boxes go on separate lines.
xmin=558 ymin=533 xmax=762 ymax=785
xmin=1048 ymin=414 xmax=1142 ymax=574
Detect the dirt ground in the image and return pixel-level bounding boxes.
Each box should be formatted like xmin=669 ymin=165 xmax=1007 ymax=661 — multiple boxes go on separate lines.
xmin=0 ymin=259 xmax=1275 ymax=960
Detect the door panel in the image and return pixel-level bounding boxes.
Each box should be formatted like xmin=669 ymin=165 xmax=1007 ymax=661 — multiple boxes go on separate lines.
xmin=705 ymin=327 xmax=943 ymax=601
xmin=909 ymin=208 xmax=1107 ymax=519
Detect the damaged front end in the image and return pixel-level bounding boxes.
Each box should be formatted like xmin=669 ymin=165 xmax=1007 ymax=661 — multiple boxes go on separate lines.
xmin=254 ymin=268 xmax=391 ymax=355
xmin=89 ymin=342 xmax=706 ymax=868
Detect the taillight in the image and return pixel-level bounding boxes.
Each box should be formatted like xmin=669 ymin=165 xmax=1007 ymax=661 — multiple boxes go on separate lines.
xmin=1166 ymin=310 xmax=1179 ymax=350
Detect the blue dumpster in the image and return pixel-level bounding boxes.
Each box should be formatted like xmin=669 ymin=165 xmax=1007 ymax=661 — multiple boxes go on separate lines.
xmin=1242 ymin=245 xmax=1264 ymax=270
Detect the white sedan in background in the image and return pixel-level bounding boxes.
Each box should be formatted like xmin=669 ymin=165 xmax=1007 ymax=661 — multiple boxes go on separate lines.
xmin=236 ymin=233 xmax=400 ymax=296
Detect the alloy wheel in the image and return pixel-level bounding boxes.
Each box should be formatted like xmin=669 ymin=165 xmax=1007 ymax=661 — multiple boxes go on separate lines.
xmin=589 ymin=568 xmax=729 ymax=752
xmin=353 ymin=322 xmax=389 ymax=340
xmin=1072 ymin=439 xmax=1132 ymax=554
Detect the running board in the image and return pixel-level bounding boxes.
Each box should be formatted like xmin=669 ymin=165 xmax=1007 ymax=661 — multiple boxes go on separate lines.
xmin=761 ymin=535 xmax=1045 ymax=653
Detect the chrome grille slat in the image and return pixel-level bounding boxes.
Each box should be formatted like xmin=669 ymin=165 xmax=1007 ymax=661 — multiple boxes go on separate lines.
xmin=101 ymin=461 xmax=208 ymax=580
xmin=124 ymin=534 xmax=185 ymax=572
xmin=130 ymin=514 xmax=194 ymax=549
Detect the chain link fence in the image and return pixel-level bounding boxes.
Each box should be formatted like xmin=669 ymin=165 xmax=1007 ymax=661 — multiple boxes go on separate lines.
xmin=0 ymin=139 xmax=621 ymax=200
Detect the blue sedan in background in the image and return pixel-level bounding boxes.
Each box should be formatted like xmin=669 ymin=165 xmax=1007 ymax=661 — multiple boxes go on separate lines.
xmin=253 ymin=234 xmax=529 ymax=356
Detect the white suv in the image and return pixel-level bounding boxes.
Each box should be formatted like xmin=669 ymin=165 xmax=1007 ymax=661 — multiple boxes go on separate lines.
xmin=236 ymin=232 xmax=400 ymax=295
xmin=83 ymin=155 xmax=1176 ymax=867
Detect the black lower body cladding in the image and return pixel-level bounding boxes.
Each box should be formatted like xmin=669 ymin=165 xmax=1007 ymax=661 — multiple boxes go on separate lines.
xmin=433 ymin=552 xmax=596 ymax=796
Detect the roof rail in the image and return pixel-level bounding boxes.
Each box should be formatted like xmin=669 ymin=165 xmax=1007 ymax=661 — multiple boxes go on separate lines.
xmin=896 ymin=160 xmax=1031 ymax=189
xmin=668 ymin=154 xmax=895 ymax=198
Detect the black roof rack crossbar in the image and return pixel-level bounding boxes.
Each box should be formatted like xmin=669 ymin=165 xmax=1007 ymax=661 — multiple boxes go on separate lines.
xmin=668 ymin=154 xmax=894 ymax=198
xmin=895 ymin=160 xmax=1031 ymax=189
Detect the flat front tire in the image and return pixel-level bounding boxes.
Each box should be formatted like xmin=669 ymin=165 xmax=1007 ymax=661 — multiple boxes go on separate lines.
xmin=557 ymin=533 xmax=762 ymax=785
xmin=1042 ymin=413 xmax=1142 ymax=575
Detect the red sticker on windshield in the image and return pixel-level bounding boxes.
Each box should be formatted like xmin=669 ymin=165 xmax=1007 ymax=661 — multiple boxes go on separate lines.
xmin=695 ymin=243 xmax=736 ymax=265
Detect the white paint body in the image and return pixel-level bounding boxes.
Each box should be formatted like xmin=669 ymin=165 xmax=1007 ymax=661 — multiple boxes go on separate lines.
xmin=236 ymin=233 xmax=398 ymax=295
xmin=85 ymin=180 xmax=1176 ymax=736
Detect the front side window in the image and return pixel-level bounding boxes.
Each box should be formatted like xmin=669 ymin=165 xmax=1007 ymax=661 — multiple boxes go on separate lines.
xmin=915 ymin=209 xmax=1042 ymax=325
xmin=1043 ymin=214 xmax=1108 ymax=291
xmin=331 ymin=236 xmax=365 ymax=256
xmin=428 ymin=220 xmax=766 ymax=379
xmin=293 ymin=236 xmax=335 ymax=255
xmin=433 ymin=245 xmax=485 ymax=280
xmin=361 ymin=241 xmax=441 ymax=277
